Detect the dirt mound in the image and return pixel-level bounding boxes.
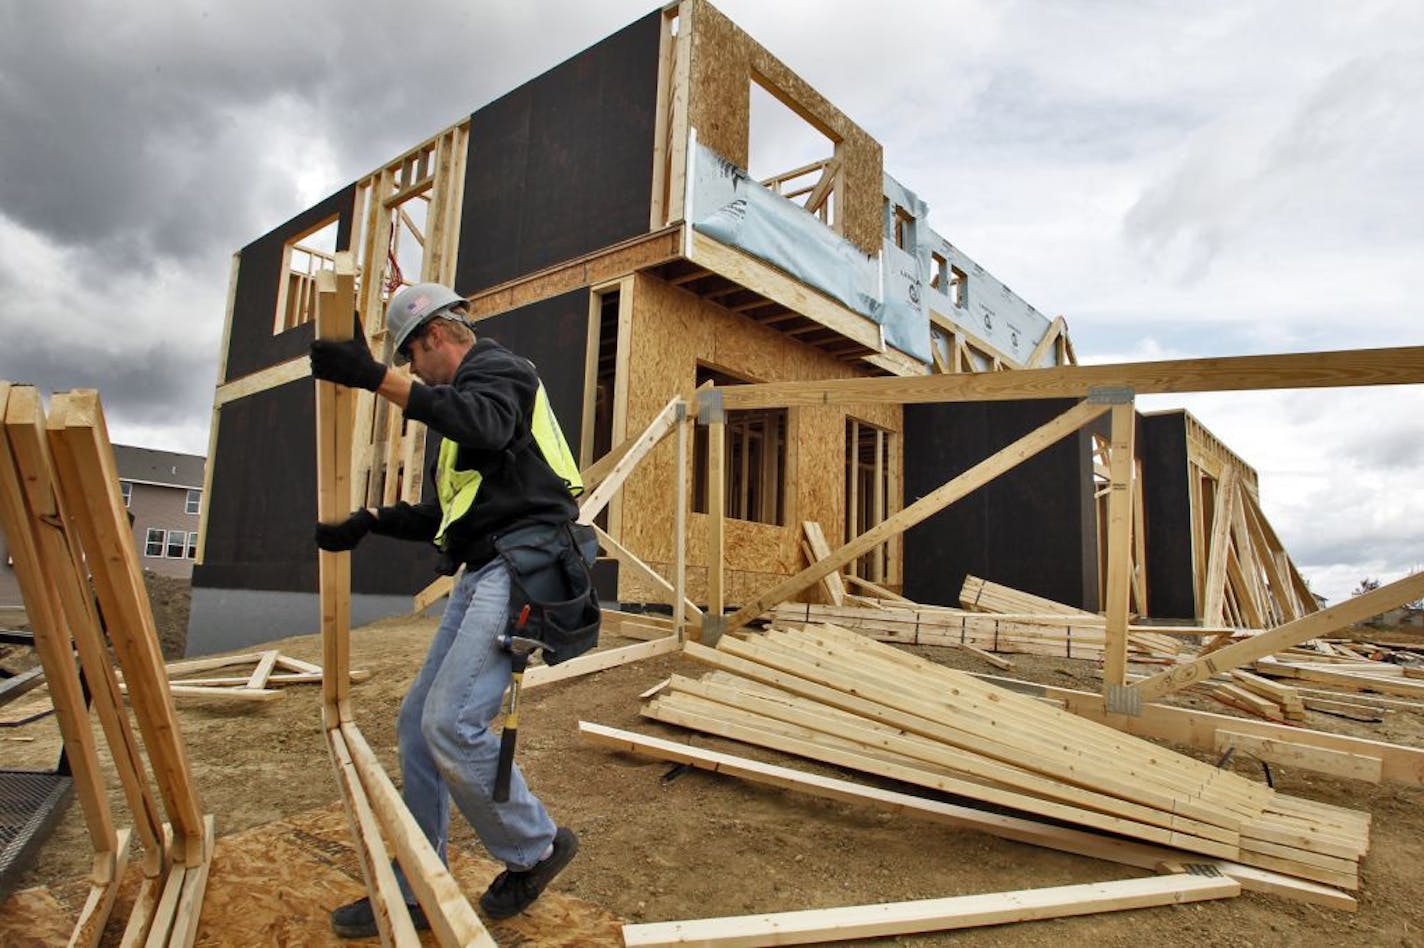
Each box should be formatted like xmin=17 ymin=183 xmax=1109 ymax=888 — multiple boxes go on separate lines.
xmin=141 ymin=571 xmax=189 ymax=660
xmin=0 ymin=572 xmax=187 ymax=666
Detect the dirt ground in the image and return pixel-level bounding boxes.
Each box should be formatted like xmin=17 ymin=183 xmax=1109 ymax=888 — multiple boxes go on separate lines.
xmin=5 ymin=607 xmax=1424 ymax=946
xmin=0 ymin=571 xmax=189 ymax=671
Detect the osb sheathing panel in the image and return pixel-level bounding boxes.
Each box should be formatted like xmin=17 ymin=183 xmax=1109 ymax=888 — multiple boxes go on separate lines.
xmin=687 ymin=0 xmax=884 ymax=256
xmin=617 ymin=272 xmax=899 ymax=605
xmin=467 ymin=228 xmax=681 ymax=320
xmin=0 ymin=802 xmax=622 ymax=947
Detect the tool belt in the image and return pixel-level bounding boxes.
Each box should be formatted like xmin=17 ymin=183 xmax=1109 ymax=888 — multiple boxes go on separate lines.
xmin=492 ymin=521 xmax=601 ymax=665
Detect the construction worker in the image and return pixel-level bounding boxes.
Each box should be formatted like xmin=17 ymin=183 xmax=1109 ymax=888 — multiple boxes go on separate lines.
xmin=310 ymin=282 xmax=589 ymax=937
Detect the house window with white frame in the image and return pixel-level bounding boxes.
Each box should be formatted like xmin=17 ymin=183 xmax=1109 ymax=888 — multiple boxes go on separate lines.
xmin=186 ymin=531 xmax=199 ymax=559
xmin=121 ymin=481 xmax=132 ymax=507
xmin=185 ymin=488 xmax=201 ymax=515
xmin=145 ymin=528 xmax=165 ymax=557
xmin=165 ymin=530 xmax=187 ymax=559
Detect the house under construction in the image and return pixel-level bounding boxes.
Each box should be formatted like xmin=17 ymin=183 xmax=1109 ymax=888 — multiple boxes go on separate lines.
xmin=191 ymin=0 xmax=1314 ymax=654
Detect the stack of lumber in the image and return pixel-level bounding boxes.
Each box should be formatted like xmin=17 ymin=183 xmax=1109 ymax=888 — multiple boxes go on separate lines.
xmin=649 ymin=623 xmax=1370 ymax=891
xmin=1211 ymin=670 xmax=1307 ymax=722
xmin=959 ymin=575 xmax=1185 ymax=657
xmin=1240 ymin=654 xmax=1424 ymax=720
xmin=1255 ymin=657 xmax=1424 ymax=699
xmin=770 ymin=600 xmax=1183 ymax=662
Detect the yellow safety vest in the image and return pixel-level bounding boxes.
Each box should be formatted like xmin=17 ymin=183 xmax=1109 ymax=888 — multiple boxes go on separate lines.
xmin=433 ymin=383 xmax=583 ymax=549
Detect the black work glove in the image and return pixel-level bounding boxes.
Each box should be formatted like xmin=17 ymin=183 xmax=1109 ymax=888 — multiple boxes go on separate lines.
xmin=315 ymin=509 xmax=377 ymax=552
xmin=311 ymin=320 xmax=385 ymax=391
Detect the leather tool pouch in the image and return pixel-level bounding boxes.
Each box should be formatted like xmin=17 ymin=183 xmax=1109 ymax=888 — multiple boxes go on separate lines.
xmin=493 ymin=522 xmax=601 ymax=665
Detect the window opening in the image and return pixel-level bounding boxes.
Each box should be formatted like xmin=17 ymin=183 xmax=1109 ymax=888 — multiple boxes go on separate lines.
xmin=185 ymin=489 xmax=201 ymax=515
xmin=891 ymin=206 xmax=915 ymax=250
xmin=273 ymin=215 xmax=339 ymax=334
xmin=749 ymin=76 xmax=841 ymax=229
xmin=592 ymin=290 xmax=620 ymax=467
xmin=950 ymin=266 xmax=968 ymax=309
xmin=846 ymin=418 xmax=893 ymax=582
xmin=693 ymin=365 xmax=787 ymax=526
xmin=387 ymin=194 xmax=430 ymax=298
xmin=144 ymin=528 xmax=164 ymax=558
xmin=929 ymin=252 xmax=948 ymax=291
xmin=186 ymin=531 xmax=199 ymax=560
xmin=120 ymin=481 xmax=132 ymax=508
xmin=586 ymin=286 xmax=622 ymax=531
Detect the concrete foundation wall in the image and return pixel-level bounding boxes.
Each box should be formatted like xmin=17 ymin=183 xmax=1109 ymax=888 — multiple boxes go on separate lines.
xmin=186 ymin=587 xmax=417 ymax=657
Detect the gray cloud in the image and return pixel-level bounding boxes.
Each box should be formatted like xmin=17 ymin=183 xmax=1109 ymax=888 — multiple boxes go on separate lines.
xmin=0 ymin=332 xmax=215 ymax=427
xmin=0 ymin=1 xmax=653 ymax=264
xmin=1123 ymin=48 xmax=1424 ymax=279
xmin=0 ymin=0 xmax=653 ymax=454
xmin=0 ymin=0 xmax=1419 ymax=603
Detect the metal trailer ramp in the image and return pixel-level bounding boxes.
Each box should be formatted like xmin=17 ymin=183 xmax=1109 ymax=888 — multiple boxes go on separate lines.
xmin=0 ymin=768 xmax=73 ymax=900
xmin=0 ymin=629 xmax=75 ymax=900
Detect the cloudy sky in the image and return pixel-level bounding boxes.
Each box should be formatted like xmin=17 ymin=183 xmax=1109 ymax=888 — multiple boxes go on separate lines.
xmin=1 ymin=0 xmax=1418 ymax=604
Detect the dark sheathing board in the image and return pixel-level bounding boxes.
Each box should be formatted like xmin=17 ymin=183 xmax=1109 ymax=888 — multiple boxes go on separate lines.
xmin=902 ymin=400 xmax=1099 ymax=611
xmin=454 ymin=10 xmax=662 ymax=295
xmin=1141 ymin=412 xmax=1196 ymax=619
xmin=193 ymin=379 xmax=436 ymax=596
xmin=196 ymin=290 xmax=593 ymax=598
xmin=225 ymin=185 xmax=357 ymax=382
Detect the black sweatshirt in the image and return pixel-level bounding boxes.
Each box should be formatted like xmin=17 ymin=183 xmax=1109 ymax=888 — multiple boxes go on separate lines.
xmin=368 ymin=338 xmax=578 ymax=572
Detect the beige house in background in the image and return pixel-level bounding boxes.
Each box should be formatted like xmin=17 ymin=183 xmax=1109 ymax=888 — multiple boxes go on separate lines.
xmin=115 ymin=445 xmax=206 ymax=579
xmin=0 ymin=444 xmax=206 ymax=617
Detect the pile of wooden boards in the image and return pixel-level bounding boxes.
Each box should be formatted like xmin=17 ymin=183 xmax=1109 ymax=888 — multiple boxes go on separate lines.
xmin=1206 ymin=670 xmax=1308 ymax=722
xmin=0 ymin=383 xmax=213 ymax=945
xmin=645 ymin=622 xmax=1371 ymax=892
xmin=1170 ymin=635 xmax=1424 ymax=725
xmin=767 ymin=573 xmax=1186 ymax=662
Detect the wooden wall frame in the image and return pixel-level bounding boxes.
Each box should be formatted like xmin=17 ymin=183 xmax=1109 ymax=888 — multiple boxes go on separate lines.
xmin=679 ymin=343 xmax=1424 ymax=701
xmin=0 ymin=384 xmax=216 ymax=944
xmin=314 ymin=256 xmax=495 ymax=947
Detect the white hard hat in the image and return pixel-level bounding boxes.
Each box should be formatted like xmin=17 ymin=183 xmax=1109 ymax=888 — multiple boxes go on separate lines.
xmin=386 ymin=282 xmax=467 ymax=364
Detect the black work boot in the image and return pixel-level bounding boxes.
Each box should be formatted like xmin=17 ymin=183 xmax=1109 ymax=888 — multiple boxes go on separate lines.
xmin=330 ymin=895 xmax=430 ymax=939
xmin=479 ymin=827 xmax=580 ymax=919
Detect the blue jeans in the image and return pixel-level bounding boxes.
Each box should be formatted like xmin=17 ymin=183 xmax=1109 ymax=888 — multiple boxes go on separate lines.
xmin=395 ymin=558 xmax=556 ymax=895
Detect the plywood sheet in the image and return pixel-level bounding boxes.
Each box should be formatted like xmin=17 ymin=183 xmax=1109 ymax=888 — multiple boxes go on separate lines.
xmin=617 ymin=272 xmax=899 ymax=606
xmin=902 ymin=399 xmax=1098 ymax=611
xmin=456 ymin=12 xmax=663 ymax=295
xmin=195 ymin=379 xmax=436 ymax=597
xmin=15 ymin=802 xmax=622 ymax=948
xmin=686 ymin=0 xmax=883 ymax=255
xmin=1140 ymin=411 xmax=1196 ymax=619
xmin=226 ymin=186 xmax=358 ymax=382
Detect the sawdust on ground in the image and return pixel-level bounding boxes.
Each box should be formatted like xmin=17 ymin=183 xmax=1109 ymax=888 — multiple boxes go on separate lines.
xmin=5 ymin=611 xmax=1424 ymax=947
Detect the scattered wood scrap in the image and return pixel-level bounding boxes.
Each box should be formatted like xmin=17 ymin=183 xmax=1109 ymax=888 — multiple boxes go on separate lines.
xmin=117 ymin=649 xmax=369 ymax=703
xmin=1256 ymin=658 xmax=1424 ymax=700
